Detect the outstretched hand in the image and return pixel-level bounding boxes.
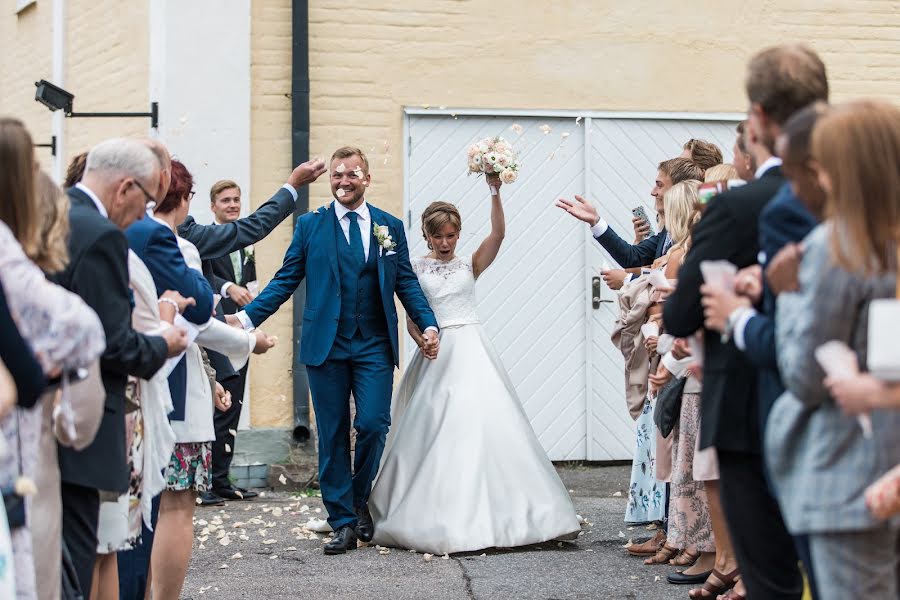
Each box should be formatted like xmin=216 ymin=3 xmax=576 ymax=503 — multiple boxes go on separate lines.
xmin=556 ymin=195 xmax=600 ymax=226
xmin=288 ymin=158 xmax=328 ymax=190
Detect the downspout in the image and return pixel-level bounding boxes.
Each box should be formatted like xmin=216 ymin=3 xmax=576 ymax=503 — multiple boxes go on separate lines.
xmin=290 ymin=0 xmax=311 ymax=444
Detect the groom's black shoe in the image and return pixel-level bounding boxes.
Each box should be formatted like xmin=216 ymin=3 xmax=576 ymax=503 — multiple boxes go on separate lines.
xmin=324 ymin=525 xmax=358 ymax=555
xmin=355 ymin=504 xmax=374 ymax=543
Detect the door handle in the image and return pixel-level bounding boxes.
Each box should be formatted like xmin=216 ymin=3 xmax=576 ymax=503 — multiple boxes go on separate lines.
xmin=592 ymin=276 xmax=615 ymax=309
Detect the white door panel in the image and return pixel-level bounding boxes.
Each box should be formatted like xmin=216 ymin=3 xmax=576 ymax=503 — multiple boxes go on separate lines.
xmin=406 ymin=112 xmax=741 ymax=460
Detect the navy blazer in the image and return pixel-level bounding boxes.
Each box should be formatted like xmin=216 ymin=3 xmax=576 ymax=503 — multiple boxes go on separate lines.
xmin=595 ymin=226 xmax=667 ymax=268
xmin=664 ymin=167 xmax=785 ymax=453
xmin=126 ymin=216 xmax=215 ymax=420
xmin=54 ymin=188 xmax=168 ymax=492
xmin=178 ymin=186 xmax=295 ymax=260
xmin=741 ymin=184 xmax=818 ymax=423
xmin=244 ymin=202 xmax=438 ymax=367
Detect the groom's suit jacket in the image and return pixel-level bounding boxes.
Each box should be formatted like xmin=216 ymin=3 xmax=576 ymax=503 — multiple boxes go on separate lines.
xmin=244 ymin=201 xmax=437 ymax=367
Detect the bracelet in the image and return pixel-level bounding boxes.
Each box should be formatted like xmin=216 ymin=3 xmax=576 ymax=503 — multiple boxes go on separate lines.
xmin=158 ymin=297 xmax=180 ymax=312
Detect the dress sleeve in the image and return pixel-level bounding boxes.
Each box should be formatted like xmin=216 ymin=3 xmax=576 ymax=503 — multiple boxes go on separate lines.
xmin=410 ymin=256 xmax=423 ymax=276
xmin=0 ymin=224 xmax=106 ymax=372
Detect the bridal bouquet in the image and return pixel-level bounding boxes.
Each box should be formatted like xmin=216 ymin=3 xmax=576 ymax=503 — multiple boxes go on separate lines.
xmin=467 ymin=136 xmax=519 ymax=184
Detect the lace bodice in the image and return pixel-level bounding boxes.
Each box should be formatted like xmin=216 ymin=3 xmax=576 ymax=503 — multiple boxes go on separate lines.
xmin=412 ymin=255 xmax=480 ymax=328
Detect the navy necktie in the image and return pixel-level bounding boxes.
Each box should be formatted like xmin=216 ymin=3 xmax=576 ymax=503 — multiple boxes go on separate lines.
xmin=347 ymin=212 xmax=365 ymax=264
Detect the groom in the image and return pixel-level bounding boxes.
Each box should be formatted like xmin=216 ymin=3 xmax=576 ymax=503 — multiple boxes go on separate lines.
xmin=231 ymin=146 xmax=439 ymax=554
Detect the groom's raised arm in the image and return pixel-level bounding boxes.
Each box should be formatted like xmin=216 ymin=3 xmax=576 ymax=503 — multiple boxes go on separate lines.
xmin=391 ymin=220 xmax=438 ymax=332
xmin=239 ymin=220 xmax=308 ymax=328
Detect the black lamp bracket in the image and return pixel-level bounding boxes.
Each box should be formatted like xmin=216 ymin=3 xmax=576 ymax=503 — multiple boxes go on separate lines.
xmin=67 ymin=102 xmax=159 ymax=129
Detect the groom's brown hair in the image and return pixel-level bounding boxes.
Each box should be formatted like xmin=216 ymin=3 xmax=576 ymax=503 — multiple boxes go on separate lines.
xmin=331 ymin=146 xmax=370 ymax=174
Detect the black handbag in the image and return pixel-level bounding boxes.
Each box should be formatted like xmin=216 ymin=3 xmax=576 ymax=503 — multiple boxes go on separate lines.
xmin=2 ymin=411 xmax=26 ymax=529
xmin=654 ymin=376 xmax=687 ymax=438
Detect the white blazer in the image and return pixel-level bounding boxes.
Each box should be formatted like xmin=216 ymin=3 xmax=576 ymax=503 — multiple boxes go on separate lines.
xmin=170 ymin=238 xmax=255 ymax=444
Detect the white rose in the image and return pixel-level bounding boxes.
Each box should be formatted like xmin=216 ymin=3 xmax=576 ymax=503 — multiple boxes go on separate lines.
xmin=377 ymin=225 xmax=390 ymax=238
xmin=382 ymin=237 xmax=393 ymax=249
xmin=500 ymin=169 xmax=517 ymax=184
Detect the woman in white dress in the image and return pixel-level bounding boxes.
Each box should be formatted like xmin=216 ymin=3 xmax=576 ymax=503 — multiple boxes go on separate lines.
xmin=370 ymin=174 xmax=581 ymax=555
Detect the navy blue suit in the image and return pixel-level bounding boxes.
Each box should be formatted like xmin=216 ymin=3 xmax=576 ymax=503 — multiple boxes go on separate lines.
xmin=594 ymin=226 xmax=668 ymax=267
xmin=243 ymin=201 xmax=437 ymax=529
xmin=126 ymin=216 xmax=215 ymax=420
xmin=741 ymin=184 xmax=818 ymax=424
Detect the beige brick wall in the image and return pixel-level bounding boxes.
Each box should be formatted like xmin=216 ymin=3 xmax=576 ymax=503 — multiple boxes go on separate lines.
xmin=0 ymin=0 xmax=149 ymax=172
xmin=0 ymin=2 xmax=54 ymax=165
xmin=64 ymin=0 xmax=150 ymax=161
xmin=248 ymin=0 xmax=295 ymax=428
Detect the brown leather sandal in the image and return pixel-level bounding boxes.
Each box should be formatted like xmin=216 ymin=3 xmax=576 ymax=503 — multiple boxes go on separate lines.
xmin=643 ymin=544 xmax=679 ymax=565
xmin=687 ymin=568 xmax=740 ymax=599
xmin=670 ymin=548 xmax=700 ymax=567
xmin=718 ymin=589 xmax=746 ymax=600
xmin=626 ymin=529 xmax=666 ymax=556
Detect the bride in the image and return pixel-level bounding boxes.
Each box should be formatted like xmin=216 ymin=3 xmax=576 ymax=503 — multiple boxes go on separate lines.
xmin=369 ymin=173 xmax=581 ymax=555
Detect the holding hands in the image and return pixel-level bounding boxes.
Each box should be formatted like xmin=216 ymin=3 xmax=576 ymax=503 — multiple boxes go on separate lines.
xmin=420 ymin=329 xmax=440 ymax=360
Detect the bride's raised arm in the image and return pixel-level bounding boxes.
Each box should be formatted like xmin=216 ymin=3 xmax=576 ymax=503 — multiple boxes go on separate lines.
xmin=472 ymin=173 xmax=506 ymax=279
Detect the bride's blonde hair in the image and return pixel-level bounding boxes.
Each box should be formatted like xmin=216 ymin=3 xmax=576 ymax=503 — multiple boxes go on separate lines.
xmin=421 ymin=202 xmax=462 ymax=250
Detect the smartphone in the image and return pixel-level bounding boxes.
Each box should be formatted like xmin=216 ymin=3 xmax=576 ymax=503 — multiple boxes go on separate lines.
xmin=632 ymin=206 xmax=655 ymax=236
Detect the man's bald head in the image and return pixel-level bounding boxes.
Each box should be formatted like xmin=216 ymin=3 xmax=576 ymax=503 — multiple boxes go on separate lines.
xmin=142 ymin=138 xmax=172 ymax=201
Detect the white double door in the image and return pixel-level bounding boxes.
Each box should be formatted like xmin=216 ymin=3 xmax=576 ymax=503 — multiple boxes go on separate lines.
xmin=404 ymin=111 xmax=739 ymax=460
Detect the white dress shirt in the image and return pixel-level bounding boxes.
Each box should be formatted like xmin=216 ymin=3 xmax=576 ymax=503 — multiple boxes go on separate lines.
xmin=334 ymin=200 xmax=372 ymax=261
xmin=75 ymin=183 xmax=108 ymax=218
xmin=755 ymin=156 xmax=783 ymax=180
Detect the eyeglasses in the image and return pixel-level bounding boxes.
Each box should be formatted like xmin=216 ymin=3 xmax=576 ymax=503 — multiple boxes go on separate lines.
xmin=132 ymin=179 xmax=157 ymax=211
xmin=187 ymin=190 xmax=196 ymax=201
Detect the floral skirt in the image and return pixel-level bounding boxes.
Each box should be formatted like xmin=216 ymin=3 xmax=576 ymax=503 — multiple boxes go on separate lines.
xmin=667 ymin=393 xmax=715 ymax=552
xmin=97 ymin=410 xmax=145 ymax=553
xmin=165 ymin=441 xmax=211 ymax=492
xmin=625 ymin=395 xmax=666 ymax=524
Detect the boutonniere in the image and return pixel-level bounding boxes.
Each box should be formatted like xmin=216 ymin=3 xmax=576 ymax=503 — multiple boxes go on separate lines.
xmin=312 ymin=204 xmax=331 ymax=215
xmin=373 ymin=222 xmax=396 ymax=256
xmin=243 ymin=244 xmax=255 ymax=265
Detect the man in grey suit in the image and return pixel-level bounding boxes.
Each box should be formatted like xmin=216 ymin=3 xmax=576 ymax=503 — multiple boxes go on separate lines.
xmin=773 ymin=223 xmax=900 ymax=600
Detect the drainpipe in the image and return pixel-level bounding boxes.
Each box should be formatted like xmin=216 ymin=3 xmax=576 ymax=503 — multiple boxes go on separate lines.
xmin=290 ymin=0 xmax=311 ymax=444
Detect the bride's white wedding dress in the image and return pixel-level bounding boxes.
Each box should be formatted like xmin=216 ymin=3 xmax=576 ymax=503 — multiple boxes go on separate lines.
xmin=369 ymin=255 xmax=581 ymax=555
